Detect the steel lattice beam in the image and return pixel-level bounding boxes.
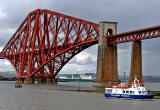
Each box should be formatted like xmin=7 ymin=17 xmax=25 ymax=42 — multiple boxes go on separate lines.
xmin=0 ymin=9 xmax=99 ymax=80
xmin=107 ymin=25 xmax=160 ymax=44
xmin=1 ymin=9 xmax=160 ymax=81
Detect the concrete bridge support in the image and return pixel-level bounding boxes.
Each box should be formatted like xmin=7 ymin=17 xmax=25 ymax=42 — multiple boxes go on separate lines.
xmin=46 ymin=78 xmax=57 ymax=84
xmin=24 ymin=78 xmax=33 ymax=84
xmin=129 ymin=40 xmax=143 ymax=84
xmin=93 ymin=21 xmax=119 ymax=87
xmin=23 ymin=78 xmax=57 ymax=84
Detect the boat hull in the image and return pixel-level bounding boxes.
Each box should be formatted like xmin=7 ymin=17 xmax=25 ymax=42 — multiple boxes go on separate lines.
xmin=104 ymin=93 xmax=154 ymax=99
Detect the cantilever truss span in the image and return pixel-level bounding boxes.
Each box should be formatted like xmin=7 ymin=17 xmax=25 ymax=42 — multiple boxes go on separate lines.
xmin=0 ymin=9 xmax=99 ymax=79
xmin=0 ymin=9 xmax=160 ymax=80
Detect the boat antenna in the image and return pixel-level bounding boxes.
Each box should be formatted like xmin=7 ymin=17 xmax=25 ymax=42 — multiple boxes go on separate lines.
xmin=123 ymin=72 xmax=126 ymax=82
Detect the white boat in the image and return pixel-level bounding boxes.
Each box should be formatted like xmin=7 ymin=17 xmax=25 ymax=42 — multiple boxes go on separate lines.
xmin=104 ymin=78 xmax=155 ymax=99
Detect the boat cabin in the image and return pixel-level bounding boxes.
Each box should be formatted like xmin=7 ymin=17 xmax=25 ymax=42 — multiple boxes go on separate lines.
xmin=105 ymin=78 xmax=148 ymax=95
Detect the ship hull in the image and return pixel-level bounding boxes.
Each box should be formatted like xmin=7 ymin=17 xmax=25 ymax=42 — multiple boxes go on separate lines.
xmin=104 ymin=93 xmax=154 ymax=99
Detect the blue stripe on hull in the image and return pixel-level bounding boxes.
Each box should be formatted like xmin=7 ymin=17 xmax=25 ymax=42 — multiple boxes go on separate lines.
xmin=105 ymin=93 xmax=154 ymax=99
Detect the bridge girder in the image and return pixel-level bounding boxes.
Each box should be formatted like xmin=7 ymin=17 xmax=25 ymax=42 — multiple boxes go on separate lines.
xmin=0 ymin=9 xmax=160 ymax=81
xmin=0 ymin=9 xmax=99 ymax=79
xmin=107 ymin=25 xmax=160 ymax=44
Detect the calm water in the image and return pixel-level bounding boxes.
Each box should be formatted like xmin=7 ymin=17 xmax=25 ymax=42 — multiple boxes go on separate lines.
xmin=145 ymin=82 xmax=160 ymax=91
xmin=0 ymin=81 xmax=159 ymax=110
xmin=59 ymin=81 xmax=160 ymax=91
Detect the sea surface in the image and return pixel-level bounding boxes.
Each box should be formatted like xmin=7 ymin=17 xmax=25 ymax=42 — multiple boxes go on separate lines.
xmin=0 ymin=81 xmax=159 ymax=110
xmin=59 ymin=81 xmax=160 ymax=91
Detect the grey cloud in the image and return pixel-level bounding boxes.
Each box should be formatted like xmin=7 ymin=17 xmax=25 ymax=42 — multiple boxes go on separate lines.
xmin=0 ymin=0 xmax=160 ymax=75
xmin=75 ymin=57 xmax=95 ymax=65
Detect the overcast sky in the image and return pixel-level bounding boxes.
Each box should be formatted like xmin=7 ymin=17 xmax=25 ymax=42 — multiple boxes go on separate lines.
xmin=0 ymin=0 xmax=160 ymax=76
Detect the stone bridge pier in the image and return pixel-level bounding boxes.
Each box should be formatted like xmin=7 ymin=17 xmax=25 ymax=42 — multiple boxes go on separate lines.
xmin=94 ymin=21 xmax=143 ymax=87
xmin=93 ymin=21 xmax=119 ymax=87
xmin=129 ymin=40 xmax=143 ymax=84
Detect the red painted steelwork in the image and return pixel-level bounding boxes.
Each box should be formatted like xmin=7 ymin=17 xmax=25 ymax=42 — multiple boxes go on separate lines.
xmin=0 ymin=9 xmax=99 ymax=80
xmin=1 ymin=9 xmax=160 ymax=81
xmin=107 ymin=25 xmax=160 ymax=44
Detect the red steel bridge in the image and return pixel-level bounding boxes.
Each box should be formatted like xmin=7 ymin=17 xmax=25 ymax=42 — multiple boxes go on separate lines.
xmin=0 ymin=9 xmax=160 ymax=82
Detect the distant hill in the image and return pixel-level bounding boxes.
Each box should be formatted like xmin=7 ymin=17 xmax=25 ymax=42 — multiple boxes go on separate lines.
xmin=0 ymin=71 xmax=17 ymax=78
xmin=57 ymin=73 xmax=160 ymax=82
xmin=0 ymin=71 xmax=17 ymax=81
xmin=56 ymin=73 xmax=96 ymax=79
xmin=0 ymin=71 xmax=159 ymax=82
xmin=119 ymin=75 xmax=160 ymax=82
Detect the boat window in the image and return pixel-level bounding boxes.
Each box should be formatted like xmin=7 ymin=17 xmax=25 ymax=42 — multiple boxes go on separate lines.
xmin=126 ymin=91 xmax=129 ymax=93
xmin=130 ymin=91 xmax=133 ymax=94
xmin=122 ymin=90 xmax=125 ymax=93
xmin=142 ymin=91 xmax=146 ymax=94
xmin=106 ymin=89 xmax=112 ymax=93
xmin=138 ymin=91 xmax=141 ymax=94
xmin=140 ymin=84 xmax=144 ymax=87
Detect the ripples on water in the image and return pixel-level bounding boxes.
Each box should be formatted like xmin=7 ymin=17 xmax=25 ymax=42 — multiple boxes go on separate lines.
xmin=144 ymin=82 xmax=160 ymax=91
xmin=59 ymin=81 xmax=160 ymax=91
xmin=0 ymin=81 xmax=159 ymax=110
